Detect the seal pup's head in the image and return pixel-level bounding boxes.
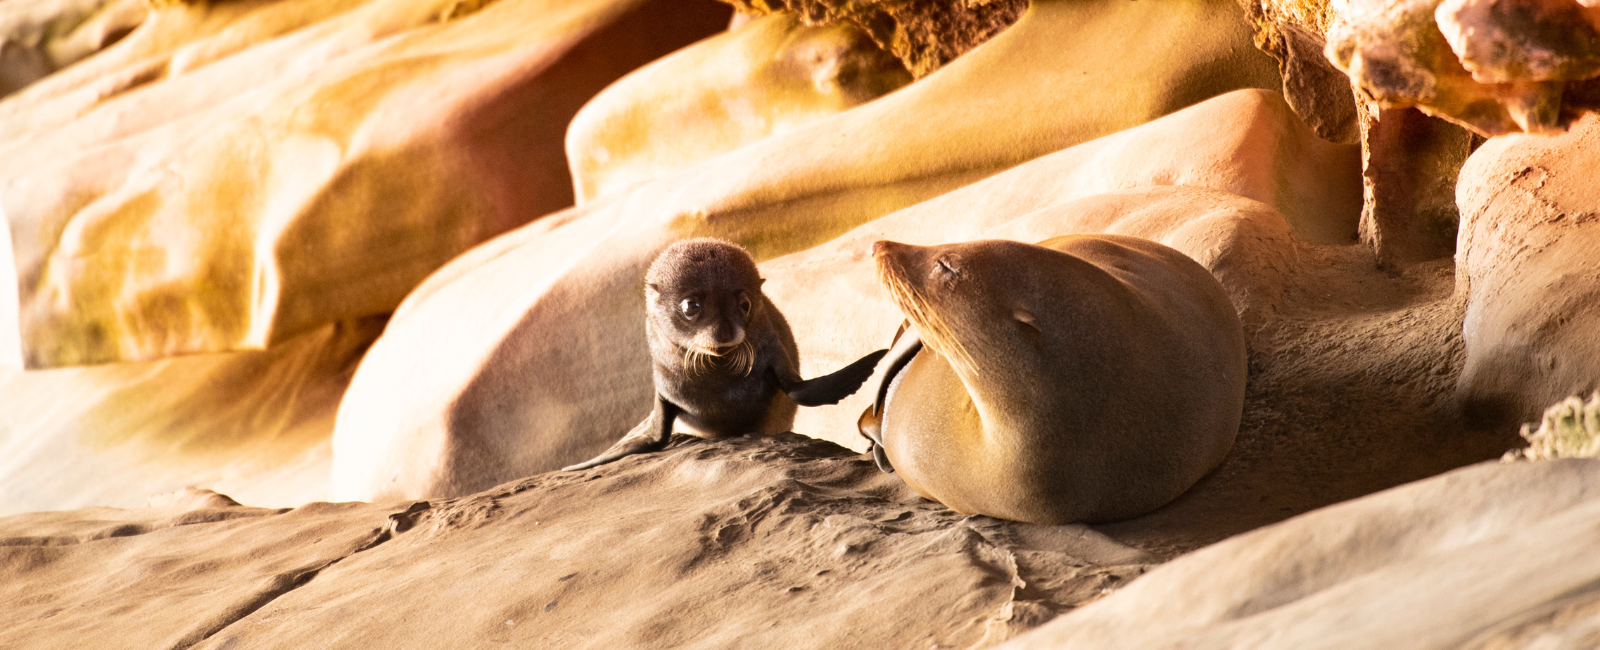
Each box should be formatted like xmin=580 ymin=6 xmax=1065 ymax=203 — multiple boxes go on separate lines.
xmin=646 ymin=238 xmax=765 ymax=376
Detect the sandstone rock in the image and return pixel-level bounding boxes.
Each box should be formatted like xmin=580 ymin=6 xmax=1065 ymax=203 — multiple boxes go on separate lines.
xmin=1328 ymin=0 xmax=1600 ymax=135
xmin=1455 ymin=112 xmax=1600 ymax=429
xmin=719 ymin=0 xmax=1028 ymax=78
xmin=0 ymin=0 xmax=145 ymax=98
xmin=0 ymin=495 xmax=408 ymax=649
xmin=0 ymin=317 xmax=382 ymax=516
xmin=566 ymin=13 xmax=911 ymax=204
xmin=0 ymin=0 xmax=730 ymax=368
xmin=1 ymin=434 xmax=1154 ymax=650
xmin=1243 ymin=0 xmax=1360 ymax=143
xmin=331 ymin=0 xmax=1282 ymax=502
xmin=996 ymin=458 xmax=1600 ymax=650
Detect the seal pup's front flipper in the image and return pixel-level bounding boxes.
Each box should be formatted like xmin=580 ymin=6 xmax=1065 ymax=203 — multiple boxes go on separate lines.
xmin=857 ymin=323 xmax=923 ymax=473
xmin=780 ymin=348 xmax=889 ymax=407
xmin=563 ymin=396 xmax=681 ymax=471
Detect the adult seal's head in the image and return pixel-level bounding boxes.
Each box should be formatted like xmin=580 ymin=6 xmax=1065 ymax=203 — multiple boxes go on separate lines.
xmin=861 ymin=236 xmax=1247 ymax=524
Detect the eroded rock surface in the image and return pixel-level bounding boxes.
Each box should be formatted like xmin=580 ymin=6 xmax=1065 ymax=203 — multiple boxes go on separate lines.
xmin=1456 ymin=111 xmax=1600 ymax=429
xmin=330 ymin=0 xmax=1281 ymax=502
xmin=998 ymin=458 xmax=1600 ymax=650
xmin=1328 ymin=0 xmax=1600 ymax=135
xmin=719 ymin=0 xmax=1028 ymax=78
xmin=0 ymin=0 xmax=731 ymax=368
xmin=0 ymin=490 xmax=408 ymax=649
xmin=0 ymin=436 xmax=1154 ymax=650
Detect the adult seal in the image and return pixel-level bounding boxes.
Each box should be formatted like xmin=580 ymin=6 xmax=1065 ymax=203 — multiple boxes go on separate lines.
xmin=858 ymin=236 xmax=1247 ymax=525
xmin=566 ymin=238 xmax=887 ymax=470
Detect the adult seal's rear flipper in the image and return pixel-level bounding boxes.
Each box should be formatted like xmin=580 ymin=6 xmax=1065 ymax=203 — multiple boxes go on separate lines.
xmin=563 ymin=396 xmax=679 ymax=471
xmin=781 ymin=349 xmax=889 ymax=407
xmin=857 ymin=323 xmax=924 ymax=473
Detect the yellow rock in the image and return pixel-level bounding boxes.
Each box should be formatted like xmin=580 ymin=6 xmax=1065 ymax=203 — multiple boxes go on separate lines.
xmin=0 ymin=0 xmax=730 ymax=368
xmin=330 ymin=0 xmax=1283 ymax=502
xmin=566 ymin=13 xmax=911 ymax=204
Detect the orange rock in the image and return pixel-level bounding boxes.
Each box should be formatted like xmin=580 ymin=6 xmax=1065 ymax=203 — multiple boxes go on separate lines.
xmin=566 ymin=13 xmax=911 ymax=204
xmin=0 ymin=0 xmax=729 ymax=368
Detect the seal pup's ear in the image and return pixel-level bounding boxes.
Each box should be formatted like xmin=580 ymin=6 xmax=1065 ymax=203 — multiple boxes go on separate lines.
xmin=646 ymin=283 xmax=661 ymax=296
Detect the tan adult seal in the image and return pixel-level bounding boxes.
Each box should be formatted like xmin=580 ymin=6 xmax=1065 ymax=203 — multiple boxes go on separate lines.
xmin=858 ymin=236 xmax=1247 ymax=524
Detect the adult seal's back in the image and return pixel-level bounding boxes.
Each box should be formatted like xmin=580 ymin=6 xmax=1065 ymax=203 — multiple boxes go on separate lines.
xmin=859 ymin=236 xmax=1247 ymax=525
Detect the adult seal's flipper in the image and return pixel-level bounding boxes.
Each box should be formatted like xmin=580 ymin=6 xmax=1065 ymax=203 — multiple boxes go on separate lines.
xmin=856 ymin=323 xmax=924 ymax=473
xmin=563 ymin=395 xmax=680 ymax=471
xmin=782 ymin=349 xmax=889 ymax=407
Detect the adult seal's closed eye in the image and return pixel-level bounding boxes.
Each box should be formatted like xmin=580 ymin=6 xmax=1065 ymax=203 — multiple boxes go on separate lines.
xmin=565 ymin=238 xmax=887 ymax=471
xmin=859 ymin=236 xmax=1248 ymax=525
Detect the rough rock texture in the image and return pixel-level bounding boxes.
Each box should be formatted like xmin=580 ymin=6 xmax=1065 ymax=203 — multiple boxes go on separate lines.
xmin=0 ymin=488 xmax=408 ymax=650
xmin=997 ymin=458 xmax=1600 ymax=650
xmin=0 ymin=0 xmax=731 ymax=368
xmin=566 ymin=13 xmax=911 ymax=204
xmin=1327 ymin=0 xmax=1600 ymax=136
xmin=1243 ymin=0 xmax=1359 ymax=143
xmin=0 ymin=436 xmax=1155 ymax=650
xmin=1455 ymin=111 xmax=1600 ymax=430
xmin=330 ymin=0 xmax=1281 ymax=502
xmin=720 ymin=0 xmax=1027 ymax=78
xmin=0 ymin=317 xmax=383 ymax=516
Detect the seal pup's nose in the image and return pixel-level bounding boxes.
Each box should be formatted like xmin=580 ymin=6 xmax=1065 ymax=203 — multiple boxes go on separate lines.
xmin=871 ymin=240 xmax=901 ymax=257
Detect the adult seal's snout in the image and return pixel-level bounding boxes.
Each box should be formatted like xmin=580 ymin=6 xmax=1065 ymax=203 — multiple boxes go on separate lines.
xmin=862 ymin=235 xmax=1247 ymax=525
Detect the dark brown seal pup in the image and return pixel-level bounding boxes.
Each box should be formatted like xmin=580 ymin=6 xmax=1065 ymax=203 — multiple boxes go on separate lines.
xmin=858 ymin=236 xmax=1246 ymax=524
xmin=565 ymin=238 xmax=887 ymax=470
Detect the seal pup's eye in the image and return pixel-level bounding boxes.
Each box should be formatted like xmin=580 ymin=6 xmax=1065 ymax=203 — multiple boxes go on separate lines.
xmin=680 ymin=298 xmax=702 ymax=320
xmin=935 ymin=258 xmax=958 ymax=276
xmin=738 ymin=294 xmax=752 ymax=316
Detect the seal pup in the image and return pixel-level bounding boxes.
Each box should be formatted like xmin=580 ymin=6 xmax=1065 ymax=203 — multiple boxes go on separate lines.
xmin=859 ymin=236 xmax=1247 ymax=524
xmin=565 ymin=238 xmax=887 ymax=470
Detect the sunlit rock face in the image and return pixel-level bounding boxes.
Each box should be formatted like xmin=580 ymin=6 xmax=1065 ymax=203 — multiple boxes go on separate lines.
xmin=1327 ymin=0 xmax=1600 ymax=135
xmin=0 ymin=0 xmax=146 ymax=98
xmin=997 ymin=458 xmax=1600 ymax=650
xmin=566 ymin=13 xmax=911 ymax=204
xmin=1456 ymin=112 xmax=1600 ymax=429
xmin=0 ymin=317 xmax=381 ymax=516
xmin=330 ymin=0 xmax=1283 ymax=503
xmin=0 ymin=0 xmax=730 ymax=369
xmin=721 ymin=0 xmax=1028 ymax=78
